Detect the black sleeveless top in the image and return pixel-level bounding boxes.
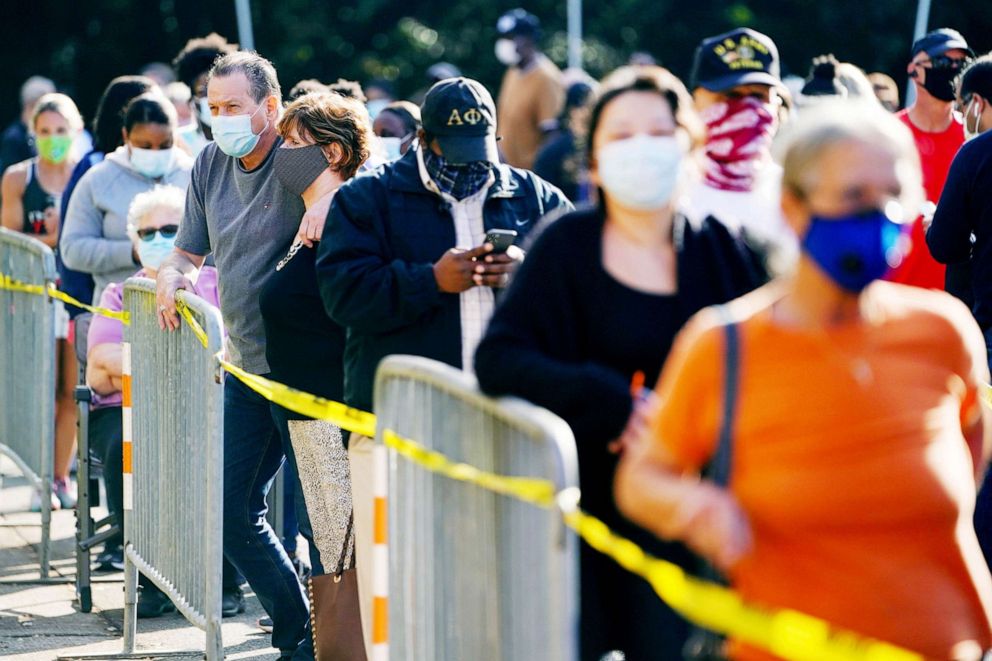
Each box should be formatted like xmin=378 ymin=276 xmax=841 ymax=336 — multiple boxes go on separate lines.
xmin=22 ymin=160 xmax=57 ymax=235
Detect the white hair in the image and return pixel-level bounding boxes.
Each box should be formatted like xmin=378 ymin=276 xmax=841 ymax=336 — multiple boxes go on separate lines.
xmin=126 ymin=185 xmax=186 ymax=231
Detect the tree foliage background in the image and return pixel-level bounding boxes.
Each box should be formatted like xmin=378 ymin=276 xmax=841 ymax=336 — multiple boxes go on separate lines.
xmin=1 ymin=0 xmax=990 ymax=128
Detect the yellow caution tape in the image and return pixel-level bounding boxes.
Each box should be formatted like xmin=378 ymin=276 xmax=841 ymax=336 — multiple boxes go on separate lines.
xmin=217 ymin=357 xmax=377 ymax=437
xmin=0 ymin=272 xmax=130 ymax=323
xmin=47 ymin=284 xmax=131 ymax=323
xmin=175 ymin=297 xmax=208 ymax=348
xmin=563 ymin=508 xmax=921 ymax=661
xmin=0 ymin=272 xmax=47 ymax=296
xmin=382 ymin=430 xmax=923 ymax=661
xmin=2 ymin=272 xmax=129 ymax=321
xmin=382 ymin=430 xmax=558 ymax=507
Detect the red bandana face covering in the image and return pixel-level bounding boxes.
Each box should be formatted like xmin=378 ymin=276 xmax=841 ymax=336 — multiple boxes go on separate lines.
xmin=700 ymin=96 xmax=777 ymax=192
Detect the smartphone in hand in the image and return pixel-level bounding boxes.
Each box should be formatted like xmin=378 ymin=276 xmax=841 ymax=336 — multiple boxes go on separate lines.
xmin=483 ymin=229 xmax=518 ymax=254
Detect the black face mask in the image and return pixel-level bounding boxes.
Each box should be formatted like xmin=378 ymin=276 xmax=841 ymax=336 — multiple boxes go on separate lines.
xmin=273 ymin=144 xmax=329 ymax=195
xmin=921 ymin=60 xmax=965 ymax=102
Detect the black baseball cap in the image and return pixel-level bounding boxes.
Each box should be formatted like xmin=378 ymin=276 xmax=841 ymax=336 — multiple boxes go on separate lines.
xmin=911 ymin=28 xmax=974 ymax=59
xmin=690 ymin=27 xmax=780 ymax=92
xmin=497 ymin=9 xmax=541 ymax=39
xmin=421 ymin=77 xmax=499 ymax=164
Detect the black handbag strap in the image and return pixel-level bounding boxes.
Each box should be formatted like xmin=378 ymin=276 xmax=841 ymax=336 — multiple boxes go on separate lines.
xmin=708 ymin=305 xmax=739 ymax=488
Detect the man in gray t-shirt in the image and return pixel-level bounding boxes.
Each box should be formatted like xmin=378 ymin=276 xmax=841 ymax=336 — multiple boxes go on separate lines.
xmin=175 ymin=134 xmax=301 ymax=373
xmin=155 ymin=52 xmax=332 ymax=660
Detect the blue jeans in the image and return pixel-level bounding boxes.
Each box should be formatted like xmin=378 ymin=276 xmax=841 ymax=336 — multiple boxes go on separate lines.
xmin=270 ymin=405 xmax=324 ymax=661
xmin=223 ymin=374 xmax=308 ymax=653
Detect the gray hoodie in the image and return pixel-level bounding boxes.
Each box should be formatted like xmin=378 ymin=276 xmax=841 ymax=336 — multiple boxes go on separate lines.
xmin=62 ymin=146 xmax=193 ymax=302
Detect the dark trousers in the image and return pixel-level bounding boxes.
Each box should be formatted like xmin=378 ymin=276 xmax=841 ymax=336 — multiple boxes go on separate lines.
xmin=89 ymin=405 xmax=242 ymax=593
xmin=222 ymin=375 xmax=309 ymax=653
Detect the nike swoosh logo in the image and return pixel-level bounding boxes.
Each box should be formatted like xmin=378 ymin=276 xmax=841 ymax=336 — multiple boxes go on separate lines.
xmin=514 ymin=218 xmax=530 ymax=226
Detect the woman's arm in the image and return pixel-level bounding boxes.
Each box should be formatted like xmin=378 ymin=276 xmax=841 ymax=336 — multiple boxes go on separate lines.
xmin=1 ymin=166 xmax=26 ymax=232
xmin=86 ymin=342 xmax=123 ymax=396
xmin=61 ymin=172 xmax=136 ymax=274
xmin=615 ymin=434 xmax=752 ymax=572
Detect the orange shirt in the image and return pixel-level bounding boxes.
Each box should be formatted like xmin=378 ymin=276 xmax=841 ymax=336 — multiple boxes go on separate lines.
xmin=496 ymin=54 xmax=564 ymax=169
xmin=886 ymin=111 xmax=965 ymax=289
xmin=650 ymin=281 xmax=992 ymax=660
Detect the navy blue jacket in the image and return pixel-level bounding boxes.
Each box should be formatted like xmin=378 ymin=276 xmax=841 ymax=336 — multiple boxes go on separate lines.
xmin=316 ymin=148 xmax=572 ymax=412
xmin=927 ymin=130 xmax=992 ymax=329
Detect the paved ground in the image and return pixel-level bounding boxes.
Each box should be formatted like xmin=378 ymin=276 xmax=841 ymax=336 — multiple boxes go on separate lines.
xmin=0 ymin=456 xmax=282 ymax=660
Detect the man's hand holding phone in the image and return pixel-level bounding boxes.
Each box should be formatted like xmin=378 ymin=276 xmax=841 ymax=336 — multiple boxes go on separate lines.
xmin=473 ymin=229 xmax=522 ymax=288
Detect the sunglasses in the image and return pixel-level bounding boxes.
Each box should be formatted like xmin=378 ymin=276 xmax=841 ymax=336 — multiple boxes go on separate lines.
xmin=136 ymin=224 xmax=179 ymax=241
xmin=921 ymin=55 xmax=970 ymax=70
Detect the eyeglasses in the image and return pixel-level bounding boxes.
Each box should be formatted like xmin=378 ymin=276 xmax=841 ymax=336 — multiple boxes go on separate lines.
xmin=136 ymin=224 xmax=179 ymax=241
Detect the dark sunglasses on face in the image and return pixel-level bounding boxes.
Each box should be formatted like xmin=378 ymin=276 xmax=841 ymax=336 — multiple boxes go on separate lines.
xmin=136 ymin=224 xmax=179 ymax=241
xmin=924 ymin=55 xmax=970 ymax=70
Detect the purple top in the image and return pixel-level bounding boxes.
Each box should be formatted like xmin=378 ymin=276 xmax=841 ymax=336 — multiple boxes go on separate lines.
xmin=87 ymin=266 xmax=220 ymax=409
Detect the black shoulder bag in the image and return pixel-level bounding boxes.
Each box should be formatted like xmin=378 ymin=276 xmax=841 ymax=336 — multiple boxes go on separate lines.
xmin=683 ymin=308 xmax=739 ymax=661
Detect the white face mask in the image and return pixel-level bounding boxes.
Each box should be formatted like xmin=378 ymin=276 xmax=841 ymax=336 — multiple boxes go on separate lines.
xmin=379 ymin=134 xmax=412 ymax=162
xmin=596 ymin=134 xmax=684 ymax=211
xmin=495 ymin=39 xmax=521 ymax=67
xmin=197 ymin=97 xmax=212 ymax=127
xmin=964 ymin=97 xmax=984 ymax=142
xmin=129 ymin=146 xmax=176 ymax=179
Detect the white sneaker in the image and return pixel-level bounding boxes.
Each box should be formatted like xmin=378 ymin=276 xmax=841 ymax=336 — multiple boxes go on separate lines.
xmin=29 ymin=488 xmax=61 ymax=512
xmin=53 ymin=478 xmax=76 ymax=509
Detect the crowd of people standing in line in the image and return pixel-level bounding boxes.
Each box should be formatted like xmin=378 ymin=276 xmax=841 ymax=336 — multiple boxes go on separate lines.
xmin=5 ymin=9 xmax=992 ymax=660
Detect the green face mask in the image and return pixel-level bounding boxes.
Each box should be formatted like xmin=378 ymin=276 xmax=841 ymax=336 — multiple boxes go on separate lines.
xmin=36 ymin=135 xmax=73 ymax=164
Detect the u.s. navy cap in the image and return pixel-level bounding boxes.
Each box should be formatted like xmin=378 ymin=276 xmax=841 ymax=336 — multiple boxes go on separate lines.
xmin=421 ymin=77 xmax=499 ymax=164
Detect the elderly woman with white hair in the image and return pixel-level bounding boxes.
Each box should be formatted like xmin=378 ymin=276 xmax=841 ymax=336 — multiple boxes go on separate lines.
xmin=85 ymin=184 xmax=221 ymax=617
xmin=615 ymin=101 xmax=992 ymax=660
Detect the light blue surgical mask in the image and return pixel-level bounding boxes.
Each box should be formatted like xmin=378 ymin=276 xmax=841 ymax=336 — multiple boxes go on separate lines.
xmin=176 ymin=122 xmax=208 ymax=156
xmin=129 ymin=146 xmax=175 ymax=179
xmin=197 ymin=97 xmax=212 ymax=127
xmin=137 ymin=233 xmax=176 ymax=270
xmin=211 ymin=102 xmax=268 ymax=158
xmin=379 ymin=134 xmax=412 ymax=162
xmin=366 ymin=99 xmax=390 ymax=120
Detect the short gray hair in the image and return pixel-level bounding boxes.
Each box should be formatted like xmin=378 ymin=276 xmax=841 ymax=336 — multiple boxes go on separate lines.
xmin=207 ymin=51 xmax=281 ymax=103
xmin=127 ymin=185 xmax=186 ymax=230
xmin=774 ymin=99 xmax=923 ymax=215
xmin=21 ymin=76 xmax=55 ymax=109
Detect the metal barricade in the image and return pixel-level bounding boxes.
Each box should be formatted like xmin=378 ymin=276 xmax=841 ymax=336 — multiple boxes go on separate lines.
xmin=120 ymin=277 xmax=224 ymax=658
xmin=374 ymin=355 xmax=580 ymax=661
xmin=0 ymin=227 xmax=56 ymax=578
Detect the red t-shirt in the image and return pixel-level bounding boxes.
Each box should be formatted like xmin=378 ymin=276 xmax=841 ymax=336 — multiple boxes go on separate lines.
xmin=886 ymin=110 xmax=964 ymax=289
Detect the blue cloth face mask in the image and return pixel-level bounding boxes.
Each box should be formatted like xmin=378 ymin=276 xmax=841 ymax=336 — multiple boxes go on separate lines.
xmin=211 ymin=102 xmax=268 ymax=158
xmin=137 ymin=233 xmax=177 ymax=270
xmin=802 ymin=204 xmax=906 ymax=293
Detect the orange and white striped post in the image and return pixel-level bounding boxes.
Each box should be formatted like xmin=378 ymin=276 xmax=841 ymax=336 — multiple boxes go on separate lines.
xmin=121 ymin=342 xmax=133 ymax=512
xmin=372 ymin=443 xmax=389 ymax=661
